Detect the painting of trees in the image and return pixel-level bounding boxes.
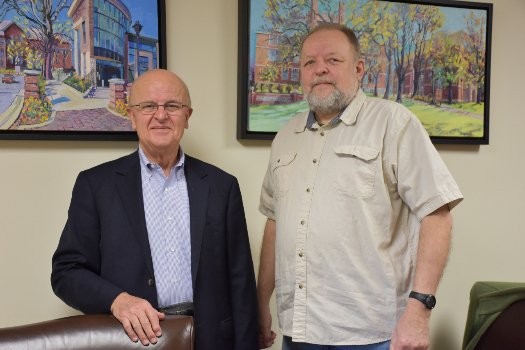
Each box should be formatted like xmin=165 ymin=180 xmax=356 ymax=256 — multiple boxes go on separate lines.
xmin=462 ymin=10 xmax=487 ymax=104
xmin=242 ymin=0 xmax=491 ymax=142
xmin=0 ymin=0 xmax=72 ymax=79
xmin=431 ymin=32 xmax=467 ymax=104
xmin=361 ymin=1 xmax=396 ymax=100
xmin=410 ymin=5 xmax=444 ymax=99
xmin=7 ymin=35 xmax=27 ymax=67
xmin=259 ymin=0 xmax=313 ymax=71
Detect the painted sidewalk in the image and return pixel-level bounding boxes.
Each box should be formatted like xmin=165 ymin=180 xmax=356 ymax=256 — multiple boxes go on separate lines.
xmin=4 ymin=80 xmax=133 ymax=131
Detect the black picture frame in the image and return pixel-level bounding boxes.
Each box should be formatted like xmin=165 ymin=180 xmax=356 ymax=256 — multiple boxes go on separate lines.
xmin=237 ymin=0 xmax=492 ymax=144
xmin=0 ymin=0 xmax=167 ymax=141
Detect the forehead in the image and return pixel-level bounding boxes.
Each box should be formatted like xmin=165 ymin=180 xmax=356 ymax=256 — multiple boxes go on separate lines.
xmin=301 ymin=29 xmax=353 ymax=58
xmin=131 ymin=74 xmax=187 ymax=102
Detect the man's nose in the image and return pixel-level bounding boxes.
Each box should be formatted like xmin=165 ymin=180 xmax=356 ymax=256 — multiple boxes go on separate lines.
xmin=313 ymin=62 xmax=329 ymax=75
xmin=154 ymin=105 xmax=168 ymax=119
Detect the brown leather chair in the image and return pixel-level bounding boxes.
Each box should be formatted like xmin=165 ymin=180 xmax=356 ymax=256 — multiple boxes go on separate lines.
xmin=0 ymin=314 xmax=194 ymax=350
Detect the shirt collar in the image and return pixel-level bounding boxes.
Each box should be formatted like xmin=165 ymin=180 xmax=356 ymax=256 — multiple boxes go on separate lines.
xmin=339 ymin=88 xmax=366 ymax=126
xmin=138 ymin=146 xmax=185 ymax=173
xmin=297 ymin=88 xmax=367 ymax=132
xmin=305 ymin=110 xmax=343 ymax=129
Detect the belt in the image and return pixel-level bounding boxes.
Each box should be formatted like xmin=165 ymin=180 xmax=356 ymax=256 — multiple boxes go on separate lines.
xmin=159 ymin=301 xmax=194 ymax=316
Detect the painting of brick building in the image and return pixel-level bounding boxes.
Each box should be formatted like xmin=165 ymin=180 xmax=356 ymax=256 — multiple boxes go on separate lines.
xmin=242 ymin=0 xmax=491 ymax=143
xmin=0 ymin=0 xmax=165 ymax=139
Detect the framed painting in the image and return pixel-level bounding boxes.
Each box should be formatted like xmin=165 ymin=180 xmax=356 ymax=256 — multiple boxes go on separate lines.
xmin=0 ymin=0 xmax=167 ymax=140
xmin=237 ymin=0 xmax=492 ymax=144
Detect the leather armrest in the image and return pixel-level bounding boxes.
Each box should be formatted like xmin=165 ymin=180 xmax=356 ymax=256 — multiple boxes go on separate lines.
xmin=0 ymin=314 xmax=194 ymax=350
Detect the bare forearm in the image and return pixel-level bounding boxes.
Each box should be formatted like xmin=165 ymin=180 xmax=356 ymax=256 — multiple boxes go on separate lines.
xmin=412 ymin=205 xmax=453 ymax=294
xmin=391 ymin=205 xmax=453 ymax=349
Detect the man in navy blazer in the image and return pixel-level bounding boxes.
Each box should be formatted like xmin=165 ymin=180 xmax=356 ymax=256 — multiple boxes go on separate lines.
xmin=51 ymin=69 xmax=258 ymax=350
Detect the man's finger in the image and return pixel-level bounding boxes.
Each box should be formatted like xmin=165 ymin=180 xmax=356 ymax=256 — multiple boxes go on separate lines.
xmin=130 ymin=315 xmax=150 ymax=346
xmin=138 ymin=314 xmax=158 ymax=344
xmin=120 ymin=318 xmax=139 ymax=343
xmin=145 ymin=309 xmax=164 ymax=337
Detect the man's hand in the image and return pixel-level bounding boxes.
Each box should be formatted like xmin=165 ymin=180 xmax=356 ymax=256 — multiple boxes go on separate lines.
xmin=258 ymin=303 xmax=276 ymax=348
xmin=390 ymin=301 xmax=431 ymax=350
xmin=110 ymin=292 xmax=166 ymax=346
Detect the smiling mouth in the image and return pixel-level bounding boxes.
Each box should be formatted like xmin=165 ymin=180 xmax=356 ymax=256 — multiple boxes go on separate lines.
xmin=150 ymin=126 xmax=171 ymax=131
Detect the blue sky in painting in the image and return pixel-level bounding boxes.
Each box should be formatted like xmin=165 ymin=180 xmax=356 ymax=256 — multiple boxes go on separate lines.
xmin=3 ymin=0 xmax=159 ymax=39
xmin=123 ymin=0 xmax=159 ymax=39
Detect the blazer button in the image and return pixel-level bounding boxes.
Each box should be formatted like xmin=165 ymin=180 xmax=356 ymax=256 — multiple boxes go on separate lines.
xmin=148 ymin=278 xmax=155 ymax=287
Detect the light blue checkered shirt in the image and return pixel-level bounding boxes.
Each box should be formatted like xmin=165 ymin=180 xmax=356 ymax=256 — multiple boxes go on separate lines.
xmin=139 ymin=147 xmax=193 ymax=307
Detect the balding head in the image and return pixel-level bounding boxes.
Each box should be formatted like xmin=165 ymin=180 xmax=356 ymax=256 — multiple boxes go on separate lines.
xmin=128 ymin=69 xmax=192 ymax=107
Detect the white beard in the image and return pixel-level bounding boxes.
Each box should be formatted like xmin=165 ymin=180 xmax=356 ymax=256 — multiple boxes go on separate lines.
xmin=305 ymin=84 xmax=356 ymax=117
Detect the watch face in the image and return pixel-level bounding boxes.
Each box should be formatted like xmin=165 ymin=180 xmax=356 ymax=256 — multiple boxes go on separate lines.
xmin=425 ymin=295 xmax=436 ymax=309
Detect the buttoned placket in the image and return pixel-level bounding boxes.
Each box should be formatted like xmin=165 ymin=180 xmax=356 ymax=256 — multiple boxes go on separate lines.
xmin=147 ymin=164 xmax=174 ymax=301
xmin=292 ymin=125 xmax=328 ymax=340
xmin=152 ymin=165 xmax=179 ymax=294
xmin=163 ymin=183 xmax=175 ymax=254
xmin=151 ymin=167 xmax=172 ymax=263
xmin=163 ymin=168 xmax=183 ymax=288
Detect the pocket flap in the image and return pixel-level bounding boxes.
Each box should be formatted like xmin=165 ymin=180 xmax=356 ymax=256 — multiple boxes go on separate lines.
xmin=272 ymin=152 xmax=297 ymax=170
xmin=333 ymin=145 xmax=379 ymax=161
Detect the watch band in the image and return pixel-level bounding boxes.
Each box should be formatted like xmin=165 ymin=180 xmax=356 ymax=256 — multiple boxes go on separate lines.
xmin=409 ymin=291 xmax=436 ymax=309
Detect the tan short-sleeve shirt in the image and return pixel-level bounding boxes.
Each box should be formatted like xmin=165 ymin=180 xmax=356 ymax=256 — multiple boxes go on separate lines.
xmin=259 ymin=89 xmax=463 ymax=345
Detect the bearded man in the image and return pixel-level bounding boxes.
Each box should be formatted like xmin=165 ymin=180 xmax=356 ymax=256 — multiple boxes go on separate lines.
xmin=257 ymin=23 xmax=463 ymax=350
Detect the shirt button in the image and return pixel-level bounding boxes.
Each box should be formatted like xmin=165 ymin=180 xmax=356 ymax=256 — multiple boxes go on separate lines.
xmin=300 ymin=220 xmax=305 ymax=225
xmin=313 ymin=159 xmax=317 ymax=164
xmin=298 ymin=284 xmax=304 ymax=289
xmin=299 ymin=252 xmax=304 ymax=257
xmin=306 ymin=188 xmax=310 ymax=193
xmin=320 ymin=131 xmax=325 ymax=136
xmin=148 ymin=278 xmax=155 ymax=287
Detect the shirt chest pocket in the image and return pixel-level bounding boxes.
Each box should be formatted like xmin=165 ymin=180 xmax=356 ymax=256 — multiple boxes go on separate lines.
xmin=333 ymin=145 xmax=380 ymax=198
xmin=271 ymin=152 xmax=297 ymax=199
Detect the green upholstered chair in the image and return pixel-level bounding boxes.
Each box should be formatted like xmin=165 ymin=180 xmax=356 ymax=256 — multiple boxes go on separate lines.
xmin=463 ymin=281 xmax=525 ymax=350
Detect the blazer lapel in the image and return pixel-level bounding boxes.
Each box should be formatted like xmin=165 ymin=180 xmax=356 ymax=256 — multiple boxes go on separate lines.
xmin=184 ymin=156 xmax=209 ymax=287
xmin=115 ymin=152 xmax=155 ymax=277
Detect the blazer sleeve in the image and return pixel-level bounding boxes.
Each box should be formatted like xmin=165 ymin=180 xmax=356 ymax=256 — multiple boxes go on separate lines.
xmin=51 ymin=171 xmax=124 ymax=314
xmin=226 ymin=179 xmax=259 ymax=349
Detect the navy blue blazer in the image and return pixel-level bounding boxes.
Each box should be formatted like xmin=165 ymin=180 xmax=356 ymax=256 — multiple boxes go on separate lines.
xmin=51 ymin=151 xmax=258 ymax=350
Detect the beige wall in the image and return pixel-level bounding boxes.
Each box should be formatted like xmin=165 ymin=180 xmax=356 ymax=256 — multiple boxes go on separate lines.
xmin=0 ymin=0 xmax=523 ymax=349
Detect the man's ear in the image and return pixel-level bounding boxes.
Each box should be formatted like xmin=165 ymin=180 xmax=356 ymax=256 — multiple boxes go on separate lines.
xmin=185 ymin=108 xmax=193 ymax=129
xmin=356 ymin=59 xmax=365 ymax=78
xmin=129 ymin=111 xmax=137 ymax=130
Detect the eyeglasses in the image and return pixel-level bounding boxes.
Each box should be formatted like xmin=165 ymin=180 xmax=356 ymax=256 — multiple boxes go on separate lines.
xmin=129 ymin=102 xmax=190 ymax=115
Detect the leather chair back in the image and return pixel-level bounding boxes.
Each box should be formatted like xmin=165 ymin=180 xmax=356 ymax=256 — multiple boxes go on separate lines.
xmin=0 ymin=314 xmax=194 ymax=350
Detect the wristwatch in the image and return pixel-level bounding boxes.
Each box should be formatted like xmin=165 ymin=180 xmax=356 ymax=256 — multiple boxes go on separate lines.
xmin=409 ymin=291 xmax=436 ymax=310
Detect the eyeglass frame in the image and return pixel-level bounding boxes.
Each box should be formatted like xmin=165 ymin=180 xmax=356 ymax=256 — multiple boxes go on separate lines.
xmin=128 ymin=101 xmax=192 ymax=115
